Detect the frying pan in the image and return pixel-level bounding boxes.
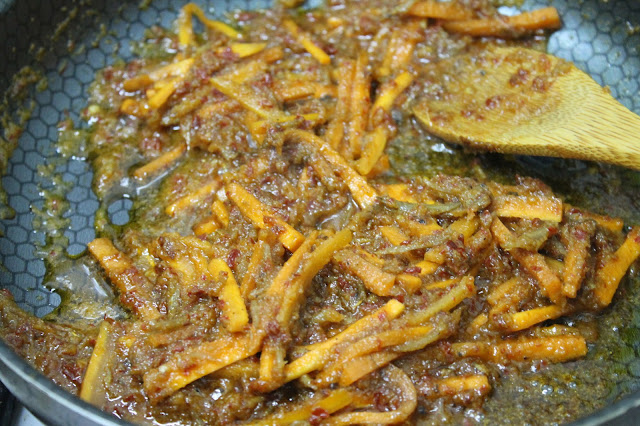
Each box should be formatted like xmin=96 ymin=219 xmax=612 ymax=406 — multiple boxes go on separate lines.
xmin=0 ymin=0 xmax=639 ymax=424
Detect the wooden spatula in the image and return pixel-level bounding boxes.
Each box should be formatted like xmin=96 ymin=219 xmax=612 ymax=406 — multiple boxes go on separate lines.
xmin=413 ymin=46 xmax=640 ymax=170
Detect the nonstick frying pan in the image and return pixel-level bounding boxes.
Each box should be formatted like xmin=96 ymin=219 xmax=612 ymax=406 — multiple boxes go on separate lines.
xmin=0 ymin=0 xmax=639 ymax=425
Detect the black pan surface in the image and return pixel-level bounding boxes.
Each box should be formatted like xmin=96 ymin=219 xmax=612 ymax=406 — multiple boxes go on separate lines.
xmin=0 ymin=1 xmax=639 ymax=425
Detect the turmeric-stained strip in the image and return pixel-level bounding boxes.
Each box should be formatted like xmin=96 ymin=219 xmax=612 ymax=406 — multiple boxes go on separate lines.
xmin=486 ymin=277 xmax=522 ymax=307
xmin=247 ymin=389 xmax=353 ymax=426
xmin=325 ymin=366 xmax=417 ymax=426
xmin=380 ymin=225 xmax=409 ymax=246
xmin=334 ymin=249 xmax=396 ymax=296
xmin=274 ymin=81 xmax=336 ymax=102
xmin=226 ymin=182 xmax=305 ymax=252
xmin=594 ymin=227 xmax=640 ymax=308
xmin=178 ymin=2 xmax=240 ymax=47
xmin=284 ymin=299 xmax=404 ymax=382
xmin=442 ymin=7 xmax=561 ymax=37
xmin=286 ymin=129 xmax=378 ymax=209
xmin=283 ymin=18 xmax=331 ymax=65
xmin=80 ymin=320 xmax=115 ymax=405
xmin=407 ymin=1 xmax=474 ymax=20
xmin=134 ymin=143 xmax=187 ymax=180
xmin=247 ymin=113 xmax=321 ymax=144
xmin=240 ymin=240 xmax=267 ymax=300
xmin=87 ymin=238 xmax=161 ymax=321
xmin=210 ymin=76 xmax=287 ymax=119
xmin=193 ymin=215 xmax=220 ymax=237
xmin=372 ymin=71 xmax=414 ymax=112
xmin=498 ymin=305 xmax=566 ymax=333
xmin=564 ymin=204 xmax=624 ymax=233
xmin=422 ymin=375 xmax=491 ymax=400
xmin=339 ymin=350 xmax=400 ymax=386
xmin=493 ymin=194 xmax=563 ymax=222
xmin=277 ymin=229 xmax=352 ymax=324
xmin=223 ymin=42 xmax=267 ymax=58
xmin=209 ymin=259 xmax=249 ymax=332
xmin=223 ymin=47 xmax=284 ymax=84
xmin=407 ymin=276 xmax=474 ymax=325
xmin=378 ymin=183 xmax=417 ymax=203
xmin=355 ymin=127 xmax=389 ymax=176
xmin=211 ymin=200 xmax=229 ymax=227
xmin=346 ymin=53 xmax=370 ymax=159
xmin=452 ymin=334 xmax=587 ymax=363
xmin=143 ymin=329 xmax=262 ymax=401
xmin=325 ymin=60 xmax=354 ymax=149
xmin=165 ymin=181 xmax=220 ymax=217
xmin=396 ymin=274 xmax=422 ymax=294
xmin=316 ymin=325 xmax=438 ymax=387
xmin=562 ymin=224 xmax=593 ymax=298
xmin=120 ymin=98 xmax=149 ymax=117
xmin=147 ymin=77 xmax=181 ymax=109
xmin=492 ymin=218 xmax=564 ymax=304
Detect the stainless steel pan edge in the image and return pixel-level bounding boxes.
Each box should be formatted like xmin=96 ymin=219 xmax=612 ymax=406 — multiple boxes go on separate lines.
xmin=0 ymin=0 xmax=639 ymax=425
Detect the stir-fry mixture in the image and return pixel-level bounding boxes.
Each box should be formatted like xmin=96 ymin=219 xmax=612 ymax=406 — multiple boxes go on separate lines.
xmin=2 ymin=0 xmax=640 ymax=424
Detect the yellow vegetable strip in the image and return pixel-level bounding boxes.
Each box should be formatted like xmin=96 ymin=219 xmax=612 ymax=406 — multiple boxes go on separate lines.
xmin=442 ymin=7 xmax=561 ymax=38
xmin=326 ymin=60 xmax=354 ymax=149
xmin=284 ymin=299 xmax=405 ymax=382
xmin=80 ymin=321 xmax=114 ymax=405
xmin=423 ymin=375 xmax=491 ymax=400
xmin=347 ymin=53 xmax=370 ymax=159
xmin=143 ymin=329 xmax=262 ymax=400
xmin=119 ymin=98 xmax=149 ymax=117
xmin=492 ymin=218 xmax=563 ymax=304
xmin=247 ymin=113 xmax=321 ymax=144
xmin=407 ymin=1 xmax=474 ymax=20
xmin=210 ymin=76 xmax=287 ymax=119
xmin=208 ymin=259 xmax=249 ymax=332
xmin=407 ymin=276 xmax=474 ymax=325
xmin=133 ymin=143 xmax=187 ymax=180
xmin=339 ymin=350 xmax=400 ymax=386
xmin=372 ymin=71 xmax=414 ymax=112
xmin=193 ymin=216 xmax=220 ymax=237
xmin=564 ymin=204 xmax=624 ymax=233
xmin=498 ymin=305 xmax=566 ymax=333
xmin=247 ymin=389 xmax=353 ymax=426
xmin=334 ymin=249 xmax=396 ymax=296
xmin=225 ymin=42 xmax=267 ymax=58
xmin=286 ymin=129 xmax=378 ymax=209
xmin=178 ymin=2 xmax=240 ymax=47
xmin=355 ymin=127 xmax=389 ymax=175
xmin=211 ymin=200 xmax=229 ymax=227
xmin=240 ymin=240 xmax=267 ymax=300
xmin=493 ymin=195 xmax=563 ymax=222
xmin=562 ymin=227 xmax=591 ymax=298
xmin=87 ymin=238 xmax=161 ymax=321
xmin=451 ymin=335 xmax=587 ymax=363
xmin=165 ymin=181 xmax=220 ymax=217
xmin=148 ymin=58 xmax=195 ymax=82
xmin=594 ymin=227 xmax=640 ymax=308
xmin=226 ymin=182 xmax=305 ymax=252
xmin=147 ymin=77 xmax=181 ymax=109
xmin=277 ymin=229 xmax=353 ymax=324
xmin=380 ymin=225 xmax=410 ymax=246
xmin=316 ymin=325 xmax=435 ymax=386
xmin=283 ymin=19 xmax=331 ymax=65
xmin=396 ymin=273 xmax=422 ymax=294
xmin=324 ymin=366 xmax=417 ymax=426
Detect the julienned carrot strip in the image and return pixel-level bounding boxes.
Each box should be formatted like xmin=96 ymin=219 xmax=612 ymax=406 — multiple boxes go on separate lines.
xmin=134 ymin=143 xmax=187 ymax=180
xmin=283 ymin=19 xmax=331 ymax=65
xmin=442 ymin=7 xmax=561 ymax=38
xmin=165 ymin=181 xmax=220 ymax=217
xmin=285 ymin=129 xmax=378 ymax=209
xmin=594 ymin=227 xmax=640 ymax=308
xmin=208 ymin=259 xmax=249 ymax=332
xmin=226 ymin=182 xmax=305 ymax=252
xmin=407 ymin=1 xmax=474 ymax=20
xmin=87 ymin=238 xmax=161 ymax=321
